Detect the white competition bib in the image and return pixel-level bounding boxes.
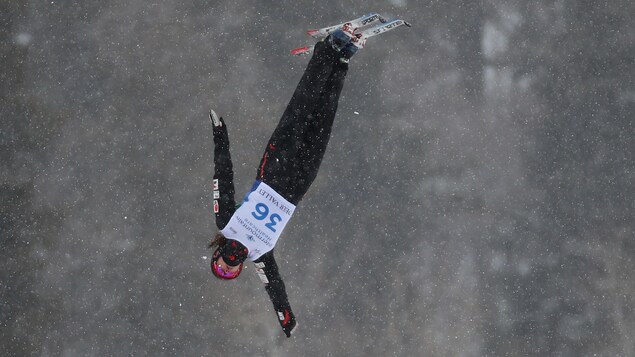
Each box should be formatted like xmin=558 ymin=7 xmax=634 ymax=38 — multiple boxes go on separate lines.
xmin=221 ymin=181 xmax=296 ymax=260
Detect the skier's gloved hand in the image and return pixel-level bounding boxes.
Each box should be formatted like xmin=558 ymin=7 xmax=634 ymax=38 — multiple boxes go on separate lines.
xmin=277 ymin=308 xmax=297 ymax=337
xmin=209 ymin=109 xmax=223 ymax=127
xmin=210 ymin=110 xmax=228 ymax=140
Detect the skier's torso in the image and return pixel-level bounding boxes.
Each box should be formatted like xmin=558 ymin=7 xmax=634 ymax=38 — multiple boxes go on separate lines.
xmin=221 ymin=180 xmax=296 ymax=260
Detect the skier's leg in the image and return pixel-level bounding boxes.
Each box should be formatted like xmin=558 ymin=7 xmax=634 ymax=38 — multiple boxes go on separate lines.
xmin=265 ymin=40 xmax=339 ymax=154
xmin=289 ymin=59 xmax=349 ymax=201
xmin=257 ymin=41 xmax=341 ymax=203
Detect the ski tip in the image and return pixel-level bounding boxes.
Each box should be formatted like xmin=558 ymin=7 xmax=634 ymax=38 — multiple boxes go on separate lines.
xmin=404 ymin=20 xmax=412 ymax=27
xmin=290 ymin=46 xmax=314 ymax=56
xmin=306 ymin=29 xmax=320 ymax=37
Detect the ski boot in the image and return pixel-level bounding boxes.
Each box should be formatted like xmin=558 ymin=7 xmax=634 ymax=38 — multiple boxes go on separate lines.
xmin=326 ymin=29 xmax=359 ymax=62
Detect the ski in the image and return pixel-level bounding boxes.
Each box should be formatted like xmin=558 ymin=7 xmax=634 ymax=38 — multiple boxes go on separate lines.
xmin=353 ymin=19 xmax=411 ymax=48
xmin=306 ymin=12 xmax=387 ymax=39
xmin=291 ymin=15 xmax=411 ymax=56
xmin=290 ymin=45 xmax=314 ymax=56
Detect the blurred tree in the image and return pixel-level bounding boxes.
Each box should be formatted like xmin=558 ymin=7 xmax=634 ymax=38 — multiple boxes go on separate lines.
xmin=1 ymin=2 xmax=68 ymax=355
xmin=480 ymin=1 xmax=635 ymax=355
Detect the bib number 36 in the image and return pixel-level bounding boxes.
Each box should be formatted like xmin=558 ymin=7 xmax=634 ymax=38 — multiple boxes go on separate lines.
xmin=251 ymin=203 xmax=282 ymax=232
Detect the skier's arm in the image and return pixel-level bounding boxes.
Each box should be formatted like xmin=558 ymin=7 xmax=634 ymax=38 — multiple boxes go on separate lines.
xmin=211 ymin=111 xmax=236 ymax=229
xmin=254 ymin=250 xmax=297 ymax=337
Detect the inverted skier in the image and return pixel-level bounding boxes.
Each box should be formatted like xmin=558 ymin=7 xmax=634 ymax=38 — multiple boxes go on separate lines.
xmin=209 ymin=16 xmax=410 ymax=338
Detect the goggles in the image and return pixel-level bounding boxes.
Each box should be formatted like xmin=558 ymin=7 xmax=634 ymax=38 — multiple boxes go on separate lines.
xmin=211 ymin=250 xmax=243 ymax=280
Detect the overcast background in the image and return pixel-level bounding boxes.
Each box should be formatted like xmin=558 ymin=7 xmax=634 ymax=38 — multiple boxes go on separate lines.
xmin=2 ymin=1 xmax=634 ymax=356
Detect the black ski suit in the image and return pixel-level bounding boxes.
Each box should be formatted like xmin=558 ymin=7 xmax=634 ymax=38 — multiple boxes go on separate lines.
xmin=212 ymin=40 xmax=348 ymax=337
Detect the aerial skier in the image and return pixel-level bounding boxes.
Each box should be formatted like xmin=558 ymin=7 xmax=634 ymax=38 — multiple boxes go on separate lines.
xmin=208 ymin=13 xmax=410 ymax=337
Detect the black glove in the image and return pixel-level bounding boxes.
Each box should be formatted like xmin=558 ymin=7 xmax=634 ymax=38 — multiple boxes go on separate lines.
xmin=276 ymin=308 xmax=297 ymax=337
